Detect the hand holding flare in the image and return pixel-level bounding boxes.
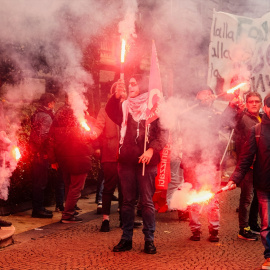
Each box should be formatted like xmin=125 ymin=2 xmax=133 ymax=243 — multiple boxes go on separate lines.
xmin=115 ymin=79 xmax=127 ymax=101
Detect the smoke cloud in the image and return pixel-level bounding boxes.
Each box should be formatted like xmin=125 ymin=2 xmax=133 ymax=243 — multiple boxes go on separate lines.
xmin=0 ymin=0 xmax=268 ymax=202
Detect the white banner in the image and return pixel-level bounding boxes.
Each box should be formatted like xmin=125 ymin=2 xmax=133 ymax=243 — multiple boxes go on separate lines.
xmin=208 ymin=10 xmax=270 ymax=100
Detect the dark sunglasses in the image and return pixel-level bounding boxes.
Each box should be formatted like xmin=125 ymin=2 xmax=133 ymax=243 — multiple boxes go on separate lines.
xmin=129 ymin=82 xmax=137 ymax=87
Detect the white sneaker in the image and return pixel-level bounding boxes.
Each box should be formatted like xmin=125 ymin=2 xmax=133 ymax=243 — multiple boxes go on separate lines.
xmin=262 ymin=258 xmax=270 ymax=269
xmin=97 ymin=202 xmax=102 ymax=214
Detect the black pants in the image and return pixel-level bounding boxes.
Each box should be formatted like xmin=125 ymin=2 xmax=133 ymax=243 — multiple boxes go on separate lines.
xmin=32 ymin=155 xmax=49 ymax=211
xmin=102 ymin=162 xmax=122 ymax=216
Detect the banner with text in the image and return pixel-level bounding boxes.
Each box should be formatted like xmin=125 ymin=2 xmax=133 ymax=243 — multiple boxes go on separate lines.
xmin=208 ymin=10 xmax=270 ymax=100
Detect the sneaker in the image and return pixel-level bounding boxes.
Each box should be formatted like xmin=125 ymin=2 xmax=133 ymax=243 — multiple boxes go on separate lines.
xmin=209 ymin=229 xmax=219 ymax=242
xmin=134 ymin=220 xmax=143 ymax=228
xmin=250 ymin=224 xmax=261 ymax=235
xmin=238 ymin=227 xmax=258 ymax=241
xmin=61 ymin=216 xmax=83 ymax=223
xmin=97 ymin=203 xmax=102 ymax=215
xmin=100 ymin=220 xmax=110 ymax=232
xmin=262 ymin=258 xmax=270 ymax=270
xmin=190 ymin=230 xmax=201 ymax=241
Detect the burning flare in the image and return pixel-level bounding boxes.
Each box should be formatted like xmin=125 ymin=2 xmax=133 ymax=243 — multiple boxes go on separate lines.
xmin=227 ymin=82 xmax=247 ymax=94
xmin=11 ymin=146 xmax=21 ymax=161
xmin=81 ymin=120 xmax=91 ymax=131
xmin=121 ymin=39 xmax=126 ymax=63
xmin=187 ymin=190 xmax=215 ymax=205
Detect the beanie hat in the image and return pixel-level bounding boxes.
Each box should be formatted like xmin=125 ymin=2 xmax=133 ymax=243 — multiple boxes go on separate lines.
xmin=39 ymin=93 xmax=56 ymax=107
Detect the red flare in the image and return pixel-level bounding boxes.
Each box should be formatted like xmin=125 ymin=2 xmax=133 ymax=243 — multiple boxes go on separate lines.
xmin=227 ymin=82 xmax=247 ymax=94
xmin=11 ymin=146 xmax=21 ymax=161
xmin=187 ymin=190 xmax=215 ymax=205
xmin=81 ymin=121 xmax=91 ymax=131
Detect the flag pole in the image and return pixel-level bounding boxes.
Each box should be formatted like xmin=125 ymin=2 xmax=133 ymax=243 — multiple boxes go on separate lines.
xmin=142 ymin=124 xmax=148 ymax=176
xmin=220 ymin=129 xmax=234 ymax=166
xmin=142 ymin=40 xmax=163 ymax=176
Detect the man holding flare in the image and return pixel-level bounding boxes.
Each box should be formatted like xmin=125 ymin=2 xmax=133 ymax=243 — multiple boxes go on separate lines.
xmin=226 ymin=93 xmax=270 ymax=270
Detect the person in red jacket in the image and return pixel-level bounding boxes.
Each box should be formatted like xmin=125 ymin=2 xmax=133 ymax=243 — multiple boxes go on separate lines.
xmin=48 ymin=94 xmax=93 ymax=223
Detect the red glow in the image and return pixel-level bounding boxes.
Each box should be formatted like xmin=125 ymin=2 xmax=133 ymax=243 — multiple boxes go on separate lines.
xmin=81 ymin=121 xmax=91 ymax=131
xmin=121 ymin=39 xmax=126 ymax=63
xmin=227 ymin=82 xmax=247 ymax=94
xmin=187 ymin=190 xmax=215 ymax=205
xmin=11 ymin=146 xmax=21 ymax=161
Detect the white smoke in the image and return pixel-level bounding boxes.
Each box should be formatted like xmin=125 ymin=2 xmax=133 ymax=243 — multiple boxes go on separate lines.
xmin=119 ymin=0 xmax=138 ymax=39
xmin=0 ymin=0 xmax=129 ymax=200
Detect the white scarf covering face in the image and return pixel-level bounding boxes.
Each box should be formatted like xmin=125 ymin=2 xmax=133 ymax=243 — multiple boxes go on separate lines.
xmin=120 ymin=92 xmax=148 ymax=145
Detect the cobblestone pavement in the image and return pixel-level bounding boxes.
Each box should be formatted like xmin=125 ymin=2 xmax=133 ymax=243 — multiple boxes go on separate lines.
xmin=0 ymin=188 xmax=265 ymax=270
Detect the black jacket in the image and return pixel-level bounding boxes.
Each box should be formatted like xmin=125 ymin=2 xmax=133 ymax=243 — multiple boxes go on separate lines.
xmin=93 ymin=107 xmax=119 ymax=163
xmin=230 ymin=113 xmax=270 ymax=191
xmin=48 ymin=104 xmax=93 ymax=175
xmin=223 ymin=106 xmax=262 ymax=158
xmin=105 ymin=95 xmax=168 ymax=166
xmin=29 ymin=105 xmax=54 ymax=155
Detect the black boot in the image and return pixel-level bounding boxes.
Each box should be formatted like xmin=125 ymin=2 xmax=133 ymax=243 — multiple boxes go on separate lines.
xmin=100 ymin=220 xmax=110 ymax=232
xmin=190 ymin=229 xmax=201 ymax=241
xmin=209 ymin=229 xmax=219 ymax=242
xmin=113 ymin=239 xmax=132 ymax=252
xmin=144 ymin=241 xmax=156 ymax=254
xmin=32 ymin=210 xmax=53 ymax=218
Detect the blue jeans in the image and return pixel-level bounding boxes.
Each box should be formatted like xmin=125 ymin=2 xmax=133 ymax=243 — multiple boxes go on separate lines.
xmin=239 ymin=169 xmax=259 ymax=229
xmin=118 ymin=163 xmax=157 ymax=241
xmin=95 ymin=168 xmax=104 ymax=204
xmin=257 ymin=190 xmax=270 ymax=259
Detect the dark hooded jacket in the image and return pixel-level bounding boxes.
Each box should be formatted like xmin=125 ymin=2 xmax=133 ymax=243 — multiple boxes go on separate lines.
xmin=222 ymin=105 xmax=262 ymax=158
xmin=105 ymin=95 xmax=168 ymax=166
xmin=48 ymin=104 xmax=93 ymax=175
xmin=230 ymin=113 xmax=270 ymax=191
xmin=29 ymin=105 xmax=54 ymax=155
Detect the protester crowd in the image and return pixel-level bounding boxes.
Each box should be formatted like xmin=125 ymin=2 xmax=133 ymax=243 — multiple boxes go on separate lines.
xmin=1 ymin=73 xmax=270 ymax=268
